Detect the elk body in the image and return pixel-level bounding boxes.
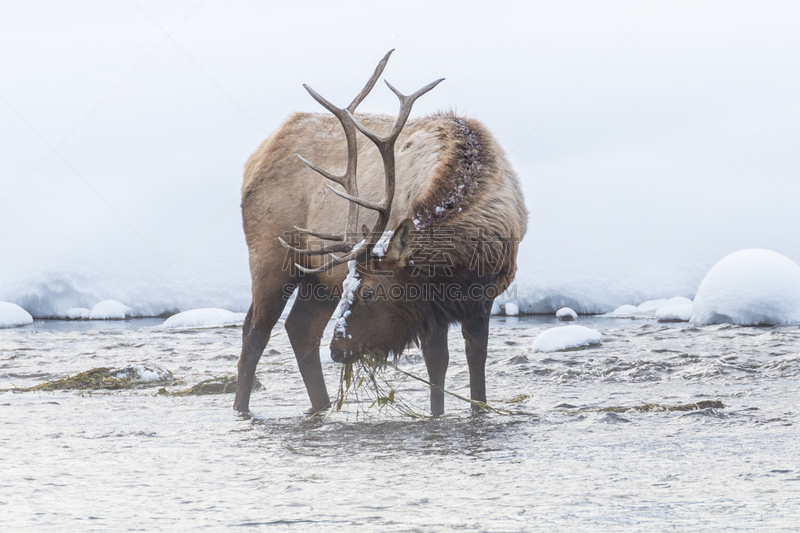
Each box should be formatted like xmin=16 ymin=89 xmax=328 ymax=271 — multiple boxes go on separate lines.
xmin=234 ymin=52 xmax=527 ymax=414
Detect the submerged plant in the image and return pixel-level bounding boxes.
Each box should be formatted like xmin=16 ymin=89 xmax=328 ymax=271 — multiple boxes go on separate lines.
xmin=163 ymin=374 xmax=262 ymax=396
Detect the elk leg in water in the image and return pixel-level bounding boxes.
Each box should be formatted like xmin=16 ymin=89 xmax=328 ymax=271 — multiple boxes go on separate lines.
xmin=285 ymin=282 xmax=337 ymax=411
xmin=421 ymin=324 xmax=449 ymax=416
xmin=461 ymin=301 xmax=492 ymax=412
xmin=234 ymin=284 xmax=293 ymax=412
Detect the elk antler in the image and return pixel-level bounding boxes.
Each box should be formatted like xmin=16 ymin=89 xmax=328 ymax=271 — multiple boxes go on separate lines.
xmin=279 ymin=50 xmax=443 ymax=274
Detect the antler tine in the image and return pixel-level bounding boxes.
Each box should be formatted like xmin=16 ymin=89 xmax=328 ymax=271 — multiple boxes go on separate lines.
xmin=325 ymin=184 xmax=387 ymax=217
xmin=296 ymin=248 xmax=361 ymax=275
xmin=347 ymin=78 xmax=446 ymax=147
xmin=295 ymin=154 xmax=345 ymax=187
xmin=347 ymin=49 xmax=394 ymax=113
xmin=278 ymin=236 xmax=352 ymax=256
xmin=385 ymin=78 xmax=445 ymax=141
xmin=293 ymin=226 xmax=344 ymax=241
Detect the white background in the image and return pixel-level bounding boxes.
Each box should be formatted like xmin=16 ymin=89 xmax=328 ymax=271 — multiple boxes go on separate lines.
xmin=2 ymin=1 xmax=799 ymax=316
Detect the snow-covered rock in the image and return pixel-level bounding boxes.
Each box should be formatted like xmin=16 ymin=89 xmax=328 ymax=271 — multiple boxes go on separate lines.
xmin=0 ymin=302 xmax=33 ymax=328
xmin=691 ymin=249 xmax=800 ymax=326
xmin=605 ymin=297 xmax=693 ymax=319
xmin=605 ymin=304 xmax=639 ymax=318
xmin=111 ymin=364 xmax=172 ymax=383
xmin=503 ymin=302 xmax=519 ymax=316
xmin=89 ymin=300 xmax=132 ymax=320
xmin=656 ymin=303 xmax=693 ymax=322
xmin=556 ymin=307 xmax=577 ymax=321
xmin=531 ymin=325 xmax=603 ymax=352
xmin=161 ymin=308 xmax=246 ymax=329
xmin=65 ymin=307 xmax=91 ymax=320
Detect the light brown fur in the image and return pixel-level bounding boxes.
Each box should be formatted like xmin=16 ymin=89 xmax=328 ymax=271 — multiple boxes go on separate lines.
xmin=235 ymin=110 xmax=527 ymax=414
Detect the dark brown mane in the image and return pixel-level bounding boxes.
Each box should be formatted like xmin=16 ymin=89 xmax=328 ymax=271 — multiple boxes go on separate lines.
xmin=411 ymin=112 xmax=497 ymax=231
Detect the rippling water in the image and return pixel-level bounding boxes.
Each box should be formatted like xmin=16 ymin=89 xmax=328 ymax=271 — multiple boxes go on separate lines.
xmin=2 ymin=316 xmax=799 ymax=531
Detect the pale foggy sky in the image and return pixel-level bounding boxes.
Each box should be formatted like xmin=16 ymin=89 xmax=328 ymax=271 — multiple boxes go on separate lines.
xmin=1 ymin=1 xmax=800 ymax=314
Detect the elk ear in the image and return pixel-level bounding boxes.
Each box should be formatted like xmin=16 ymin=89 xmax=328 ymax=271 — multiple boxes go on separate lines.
xmin=386 ymin=218 xmax=416 ymax=265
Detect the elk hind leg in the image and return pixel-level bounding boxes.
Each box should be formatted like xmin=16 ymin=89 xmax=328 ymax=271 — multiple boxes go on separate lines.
xmin=422 ymin=325 xmax=449 ymax=416
xmin=285 ymin=282 xmax=338 ymax=412
xmin=234 ymin=285 xmax=294 ymax=412
xmin=461 ymin=302 xmax=492 ymax=412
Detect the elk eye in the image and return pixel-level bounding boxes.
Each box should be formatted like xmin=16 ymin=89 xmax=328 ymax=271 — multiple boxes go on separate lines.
xmin=362 ymin=288 xmax=375 ymax=301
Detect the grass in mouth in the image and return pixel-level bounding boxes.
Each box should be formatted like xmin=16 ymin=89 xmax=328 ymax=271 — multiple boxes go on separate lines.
xmin=329 ymin=349 xmax=510 ymax=418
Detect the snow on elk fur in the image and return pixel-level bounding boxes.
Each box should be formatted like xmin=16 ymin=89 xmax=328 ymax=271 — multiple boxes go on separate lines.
xmin=235 ymin=51 xmax=527 ymax=415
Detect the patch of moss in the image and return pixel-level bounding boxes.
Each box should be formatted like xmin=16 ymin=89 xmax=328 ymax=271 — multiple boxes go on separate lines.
xmin=23 ymin=365 xmax=173 ymax=392
xmin=161 ymin=374 xmax=262 ymax=396
xmin=30 ymin=368 xmax=132 ymax=391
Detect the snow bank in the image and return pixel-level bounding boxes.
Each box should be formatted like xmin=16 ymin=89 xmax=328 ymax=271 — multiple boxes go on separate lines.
xmin=691 ymin=249 xmax=800 ymax=326
xmin=503 ymin=302 xmax=519 ymax=316
xmin=161 ymin=308 xmax=246 ymax=329
xmin=556 ymin=307 xmax=577 ymax=321
xmin=89 ymin=300 xmax=132 ymax=320
xmin=531 ymin=325 xmax=603 ymax=352
xmin=0 ymin=302 xmax=33 ymax=328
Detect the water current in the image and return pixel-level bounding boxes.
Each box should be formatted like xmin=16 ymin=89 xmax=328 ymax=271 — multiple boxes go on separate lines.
xmin=1 ymin=316 xmax=799 ymax=531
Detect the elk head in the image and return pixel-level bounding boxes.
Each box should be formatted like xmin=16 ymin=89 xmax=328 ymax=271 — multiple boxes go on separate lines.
xmin=329 ymin=217 xmax=435 ymax=363
xmin=278 ymin=50 xmax=444 ymax=362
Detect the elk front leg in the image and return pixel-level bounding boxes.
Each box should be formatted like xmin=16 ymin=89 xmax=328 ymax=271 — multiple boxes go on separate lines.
xmin=461 ymin=302 xmax=491 ymax=412
xmin=421 ymin=324 xmax=449 ymax=416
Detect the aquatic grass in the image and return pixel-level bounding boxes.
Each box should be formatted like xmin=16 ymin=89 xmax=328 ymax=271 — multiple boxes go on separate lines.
xmin=19 ymin=365 xmax=173 ymax=392
xmin=557 ymin=400 xmax=724 ymax=415
xmin=596 ymin=400 xmax=724 ymax=413
xmin=28 ymin=368 xmax=132 ymax=391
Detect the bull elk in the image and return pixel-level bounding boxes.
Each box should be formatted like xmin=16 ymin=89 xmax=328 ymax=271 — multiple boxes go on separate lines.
xmin=235 ymin=51 xmax=527 ymax=414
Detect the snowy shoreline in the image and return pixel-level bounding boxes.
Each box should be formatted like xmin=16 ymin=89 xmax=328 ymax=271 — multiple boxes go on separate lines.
xmin=4 ymin=249 xmax=800 ymax=329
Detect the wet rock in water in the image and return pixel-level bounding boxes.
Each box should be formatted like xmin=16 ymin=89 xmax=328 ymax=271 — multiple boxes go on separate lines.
xmin=601 ymin=412 xmax=631 ymax=423
xmin=556 ymin=307 xmax=577 ymax=321
xmin=165 ymin=374 xmax=262 ymax=396
xmin=30 ymin=364 xmax=173 ymax=391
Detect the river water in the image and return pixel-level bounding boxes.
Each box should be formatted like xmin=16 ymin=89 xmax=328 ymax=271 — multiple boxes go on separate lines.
xmin=1 ymin=316 xmax=799 ymax=531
